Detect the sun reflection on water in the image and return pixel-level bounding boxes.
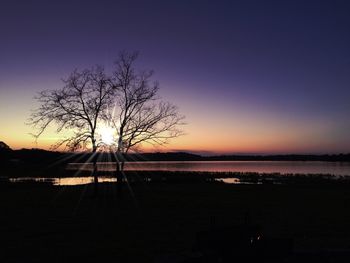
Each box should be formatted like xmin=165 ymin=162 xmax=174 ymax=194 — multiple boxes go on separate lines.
xmin=10 ymin=177 xmax=117 ymax=186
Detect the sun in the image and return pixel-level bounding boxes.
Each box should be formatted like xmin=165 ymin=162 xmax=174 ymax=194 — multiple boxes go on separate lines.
xmin=99 ymin=126 xmax=115 ymax=145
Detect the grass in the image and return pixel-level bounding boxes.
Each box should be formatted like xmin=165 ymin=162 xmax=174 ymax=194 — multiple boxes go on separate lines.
xmin=1 ymin=178 xmax=350 ymax=262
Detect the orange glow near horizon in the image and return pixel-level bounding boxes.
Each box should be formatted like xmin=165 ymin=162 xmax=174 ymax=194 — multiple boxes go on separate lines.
xmin=1 ymin=1 xmax=350 ymax=156
xmin=1 ymin=89 xmax=349 ymax=155
xmin=2 ymin=115 xmax=347 ymax=155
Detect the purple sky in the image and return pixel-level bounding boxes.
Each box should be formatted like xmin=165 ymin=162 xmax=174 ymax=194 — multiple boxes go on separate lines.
xmin=1 ymin=0 xmax=350 ymax=154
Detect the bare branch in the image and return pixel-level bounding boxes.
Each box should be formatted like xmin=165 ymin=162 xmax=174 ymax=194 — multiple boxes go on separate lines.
xmin=28 ymin=66 xmax=116 ymax=152
xmin=111 ymin=52 xmax=185 ymax=154
xmin=28 ymin=51 xmax=184 ymax=155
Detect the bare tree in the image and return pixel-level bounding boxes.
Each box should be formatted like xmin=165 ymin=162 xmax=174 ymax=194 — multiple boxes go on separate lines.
xmin=29 ymin=52 xmax=184 ymax=197
xmin=29 ymin=66 xmax=115 ymax=193
xmin=110 ymin=52 xmax=184 ymax=195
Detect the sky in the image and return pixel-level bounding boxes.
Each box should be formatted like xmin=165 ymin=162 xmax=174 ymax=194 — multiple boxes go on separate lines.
xmin=1 ymin=0 xmax=350 ymax=154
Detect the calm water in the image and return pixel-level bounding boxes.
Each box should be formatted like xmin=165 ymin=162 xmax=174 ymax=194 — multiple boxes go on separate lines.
xmin=67 ymin=161 xmax=350 ymax=176
xmin=9 ymin=177 xmax=117 ymax=186
xmin=9 ymin=176 xmax=242 ymax=186
xmin=7 ymin=161 xmax=350 ymax=186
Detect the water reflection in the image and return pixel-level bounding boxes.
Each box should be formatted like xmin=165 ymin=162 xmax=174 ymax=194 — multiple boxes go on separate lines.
xmin=215 ymin=178 xmax=265 ymax=184
xmin=10 ymin=176 xmax=246 ymax=186
xmin=216 ymin=178 xmax=240 ymax=184
xmin=67 ymin=161 xmax=350 ymax=176
xmin=10 ymin=177 xmax=117 ymax=186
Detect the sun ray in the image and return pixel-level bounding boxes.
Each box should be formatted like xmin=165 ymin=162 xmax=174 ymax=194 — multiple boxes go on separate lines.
xmin=111 ymin=151 xmax=138 ymax=206
xmin=46 ymin=151 xmax=78 ymax=168
xmin=51 ymin=151 xmax=99 ymax=202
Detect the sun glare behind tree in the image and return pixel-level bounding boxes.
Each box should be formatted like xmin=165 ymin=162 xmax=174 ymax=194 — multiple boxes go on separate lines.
xmin=98 ymin=125 xmax=115 ymax=146
xmin=29 ymin=51 xmax=184 ymax=194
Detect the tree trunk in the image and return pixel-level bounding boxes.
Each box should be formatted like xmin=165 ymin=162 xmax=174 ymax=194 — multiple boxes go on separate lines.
xmin=116 ymin=152 xmax=125 ymax=198
xmin=116 ymin=161 xmax=122 ymax=198
xmin=92 ymin=143 xmax=98 ymax=196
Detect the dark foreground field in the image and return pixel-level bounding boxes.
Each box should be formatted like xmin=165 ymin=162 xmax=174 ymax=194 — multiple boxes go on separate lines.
xmin=1 ymin=180 xmax=350 ymax=262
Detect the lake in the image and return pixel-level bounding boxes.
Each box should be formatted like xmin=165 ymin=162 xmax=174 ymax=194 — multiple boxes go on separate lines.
xmin=67 ymin=161 xmax=350 ymax=176
xmin=9 ymin=161 xmax=350 ymax=186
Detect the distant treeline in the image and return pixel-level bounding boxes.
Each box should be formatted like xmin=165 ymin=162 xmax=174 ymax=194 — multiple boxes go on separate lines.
xmin=1 ymin=148 xmax=350 ymax=166
xmin=203 ymin=154 xmax=350 ymax=162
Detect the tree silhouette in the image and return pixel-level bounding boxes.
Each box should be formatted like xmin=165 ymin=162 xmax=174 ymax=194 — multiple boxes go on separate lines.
xmin=29 ymin=51 xmax=184 ymax=196
xmin=29 ymin=66 xmax=115 ymax=193
xmin=110 ymin=52 xmax=184 ymax=195
xmin=0 ymin=141 xmax=11 ymax=152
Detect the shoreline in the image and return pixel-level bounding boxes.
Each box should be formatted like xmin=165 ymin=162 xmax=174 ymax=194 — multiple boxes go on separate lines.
xmin=3 ymin=170 xmax=350 ymax=185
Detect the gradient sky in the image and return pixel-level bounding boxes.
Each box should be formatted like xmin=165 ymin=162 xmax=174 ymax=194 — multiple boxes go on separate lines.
xmin=1 ymin=0 xmax=350 ymax=154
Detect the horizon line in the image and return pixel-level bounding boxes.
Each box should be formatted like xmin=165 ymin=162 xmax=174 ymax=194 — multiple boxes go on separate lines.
xmin=6 ymin=147 xmax=350 ymax=157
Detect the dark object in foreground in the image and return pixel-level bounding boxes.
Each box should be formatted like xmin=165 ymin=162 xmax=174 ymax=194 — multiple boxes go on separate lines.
xmin=193 ymin=220 xmax=293 ymax=262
